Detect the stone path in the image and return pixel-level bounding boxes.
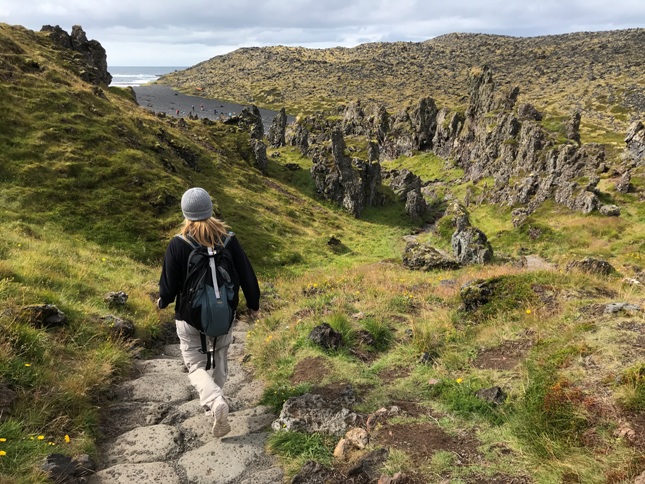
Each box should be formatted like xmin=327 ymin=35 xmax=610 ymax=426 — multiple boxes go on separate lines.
xmin=89 ymin=319 xmax=284 ymax=484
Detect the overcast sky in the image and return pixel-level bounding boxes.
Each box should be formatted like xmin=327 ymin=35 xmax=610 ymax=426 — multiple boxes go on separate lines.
xmin=1 ymin=0 xmax=644 ymax=66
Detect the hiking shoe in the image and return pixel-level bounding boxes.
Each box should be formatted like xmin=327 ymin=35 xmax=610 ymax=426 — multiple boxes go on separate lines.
xmin=211 ymin=397 xmax=231 ymax=437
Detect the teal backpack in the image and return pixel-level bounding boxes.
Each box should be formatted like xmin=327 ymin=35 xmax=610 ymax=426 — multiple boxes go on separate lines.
xmin=177 ymin=232 xmax=238 ymax=369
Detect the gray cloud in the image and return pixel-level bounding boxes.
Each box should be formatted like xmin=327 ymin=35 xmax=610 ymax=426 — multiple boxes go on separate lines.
xmin=1 ymin=0 xmax=644 ymax=64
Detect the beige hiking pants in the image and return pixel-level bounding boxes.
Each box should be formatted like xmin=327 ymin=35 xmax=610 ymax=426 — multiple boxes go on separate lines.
xmin=175 ymin=319 xmax=234 ymax=411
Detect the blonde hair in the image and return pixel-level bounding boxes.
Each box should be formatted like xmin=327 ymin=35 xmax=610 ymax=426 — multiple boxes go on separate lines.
xmin=181 ymin=217 xmax=230 ymax=247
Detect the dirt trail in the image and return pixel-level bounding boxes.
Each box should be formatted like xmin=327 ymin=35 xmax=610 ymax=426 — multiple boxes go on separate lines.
xmin=88 ymin=318 xmax=283 ymax=484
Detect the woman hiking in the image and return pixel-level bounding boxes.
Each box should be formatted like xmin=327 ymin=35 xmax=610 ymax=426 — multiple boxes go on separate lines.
xmin=157 ymin=187 xmax=260 ymax=437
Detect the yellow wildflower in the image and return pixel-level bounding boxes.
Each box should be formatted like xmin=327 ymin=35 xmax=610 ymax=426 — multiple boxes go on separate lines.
xmin=0 ymin=450 xmax=6 ymax=456
xmin=37 ymin=435 xmax=44 ymax=440
xmin=24 ymin=363 xmax=31 ymax=367
xmin=456 ymin=378 xmax=463 ymax=384
xmin=0 ymin=438 xmax=6 ymax=442
xmin=64 ymin=435 xmax=70 ymax=443
xmin=526 ymin=309 xmax=532 ymax=314
xmin=101 ymin=257 xmax=106 ymax=262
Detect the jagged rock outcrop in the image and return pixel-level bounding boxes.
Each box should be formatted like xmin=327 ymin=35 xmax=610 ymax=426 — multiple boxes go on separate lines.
xmin=405 ymin=190 xmax=427 ymax=220
xmin=251 ymin=139 xmax=269 ymax=174
xmin=310 ymin=128 xmax=381 ymax=217
xmin=342 ymin=102 xmax=390 ymax=143
xmin=41 ymin=25 xmax=112 ymax=85
xmin=286 ymin=122 xmax=310 ymax=155
xmin=517 ymin=103 xmax=543 ymax=121
xmin=564 ymin=111 xmax=582 ymax=144
xmin=237 ymin=105 xmax=264 ymax=140
xmin=443 ymin=200 xmax=471 ymax=231
xmin=382 ymin=168 xmax=427 ymax=219
xmin=615 ymin=171 xmax=632 ymax=193
xmin=554 ymin=181 xmax=599 ymax=214
xmin=624 ymin=121 xmax=645 ymax=164
xmin=433 ymin=108 xmax=465 ymax=159
xmin=381 ymin=97 xmax=438 ymax=159
xmin=342 ymin=100 xmax=368 ymax=136
xmin=451 ymin=225 xmax=494 ymax=264
xmin=268 ymin=108 xmax=287 ymax=147
xmin=385 ymin=169 xmax=421 ymax=201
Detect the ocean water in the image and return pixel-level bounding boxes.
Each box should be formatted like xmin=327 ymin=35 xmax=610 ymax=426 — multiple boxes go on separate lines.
xmin=108 ymin=66 xmax=188 ymax=87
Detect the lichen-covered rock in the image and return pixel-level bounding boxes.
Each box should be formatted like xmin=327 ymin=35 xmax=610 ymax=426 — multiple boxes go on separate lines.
xmin=308 ymin=323 xmax=342 ymax=350
xmin=105 ymin=291 xmax=128 ymax=306
xmin=272 ymin=393 xmax=361 ymax=436
xmin=444 ymin=200 xmax=471 ymax=231
xmin=460 ymin=278 xmax=502 ymax=311
xmin=566 ymin=257 xmax=616 ymax=275
xmin=402 ymin=242 xmax=460 ymax=271
xmin=599 ymin=204 xmax=621 ymax=216
xmin=20 ymin=304 xmax=67 ymax=328
xmin=41 ymin=453 xmax=95 ymax=484
xmin=451 ymin=226 xmax=494 ymax=265
xmin=347 ymin=448 xmax=389 ymax=481
xmin=475 ymin=386 xmax=507 ymax=405
xmin=102 ymin=315 xmax=136 ymax=339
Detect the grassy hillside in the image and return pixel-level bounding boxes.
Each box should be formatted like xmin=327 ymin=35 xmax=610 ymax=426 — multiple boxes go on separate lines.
xmin=0 ymin=23 xmax=643 ymax=483
xmin=159 ymin=29 xmax=645 ymax=137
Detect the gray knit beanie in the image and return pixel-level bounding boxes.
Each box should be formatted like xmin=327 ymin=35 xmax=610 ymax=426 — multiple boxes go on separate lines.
xmin=181 ymin=187 xmax=213 ymax=221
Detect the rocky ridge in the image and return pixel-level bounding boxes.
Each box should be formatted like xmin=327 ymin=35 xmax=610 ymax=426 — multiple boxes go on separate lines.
xmin=159 ymin=29 xmax=645 ymax=131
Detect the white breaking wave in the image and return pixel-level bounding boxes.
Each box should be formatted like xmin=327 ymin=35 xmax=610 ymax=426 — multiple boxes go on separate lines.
xmin=108 ymin=66 xmax=187 ymax=87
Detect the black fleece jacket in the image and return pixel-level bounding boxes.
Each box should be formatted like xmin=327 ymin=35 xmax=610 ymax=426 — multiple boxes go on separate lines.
xmin=158 ymin=234 xmax=260 ymax=318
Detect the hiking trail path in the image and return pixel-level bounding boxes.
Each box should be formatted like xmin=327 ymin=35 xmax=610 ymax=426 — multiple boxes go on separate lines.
xmin=88 ymin=317 xmax=283 ymax=484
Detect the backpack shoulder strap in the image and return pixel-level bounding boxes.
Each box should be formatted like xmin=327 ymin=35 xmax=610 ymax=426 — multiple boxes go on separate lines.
xmin=222 ymin=231 xmax=234 ymax=248
xmin=174 ymin=233 xmax=199 ymax=249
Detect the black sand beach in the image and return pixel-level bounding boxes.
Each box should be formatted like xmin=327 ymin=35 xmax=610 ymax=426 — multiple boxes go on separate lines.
xmin=132 ymin=85 xmax=290 ymax=131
